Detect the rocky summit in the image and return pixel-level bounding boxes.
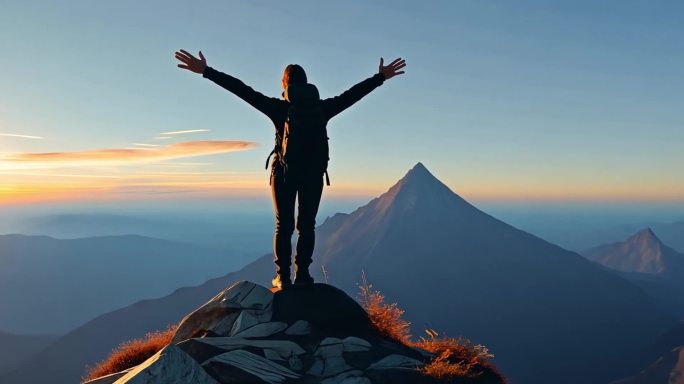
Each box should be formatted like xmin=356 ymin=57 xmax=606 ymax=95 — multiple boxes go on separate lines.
xmin=83 ymin=281 xmax=503 ymax=384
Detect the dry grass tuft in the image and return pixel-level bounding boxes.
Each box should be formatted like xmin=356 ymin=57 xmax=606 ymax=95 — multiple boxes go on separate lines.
xmin=414 ymin=331 xmax=495 ymax=379
xmin=82 ymin=323 xmax=177 ymax=383
xmin=358 ymin=277 xmax=412 ymax=344
xmin=358 ymin=273 xmax=504 ymax=382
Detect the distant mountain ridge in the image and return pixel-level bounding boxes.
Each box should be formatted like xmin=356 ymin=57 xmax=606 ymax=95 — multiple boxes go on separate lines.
xmin=0 ymin=331 xmax=57 ymax=375
xmin=584 ymin=228 xmax=684 ymax=276
xmin=583 ymin=229 xmax=684 ymax=315
xmin=0 ymin=234 xmax=244 ymax=334
xmin=3 ymin=163 xmax=676 ymax=384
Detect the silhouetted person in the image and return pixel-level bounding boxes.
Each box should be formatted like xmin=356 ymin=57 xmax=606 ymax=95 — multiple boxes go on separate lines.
xmin=175 ymin=49 xmax=406 ymax=288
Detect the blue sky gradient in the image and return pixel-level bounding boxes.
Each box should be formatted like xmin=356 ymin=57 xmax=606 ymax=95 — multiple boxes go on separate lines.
xmin=1 ymin=0 xmax=682 ymax=205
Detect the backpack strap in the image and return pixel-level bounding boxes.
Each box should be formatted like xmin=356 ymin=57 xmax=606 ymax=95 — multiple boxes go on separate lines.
xmin=264 ymin=148 xmax=275 ymax=170
xmin=324 ymin=170 xmax=330 ymax=186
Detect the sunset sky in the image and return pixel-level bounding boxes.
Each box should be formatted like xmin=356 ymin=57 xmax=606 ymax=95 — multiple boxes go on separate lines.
xmin=1 ymin=0 xmax=683 ymax=206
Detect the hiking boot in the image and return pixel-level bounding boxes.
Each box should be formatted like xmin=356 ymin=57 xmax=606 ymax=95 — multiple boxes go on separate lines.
xmin=294 ymin=267 xmax=314 ymax=285
xmin=272 ymin=274 xmax=292 ymax=290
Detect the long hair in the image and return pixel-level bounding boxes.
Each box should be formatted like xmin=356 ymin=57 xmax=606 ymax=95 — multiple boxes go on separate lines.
xmin=283 ymin=64 xmax=307 ymax=85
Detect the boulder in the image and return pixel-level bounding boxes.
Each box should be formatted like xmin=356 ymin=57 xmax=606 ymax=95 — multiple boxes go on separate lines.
xmin=172 ymin=281 xmax=273 ymax=344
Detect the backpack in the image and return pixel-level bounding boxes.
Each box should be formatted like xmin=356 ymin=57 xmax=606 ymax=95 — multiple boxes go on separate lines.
xmin=265 ymin=83 xmax=330 ymax=185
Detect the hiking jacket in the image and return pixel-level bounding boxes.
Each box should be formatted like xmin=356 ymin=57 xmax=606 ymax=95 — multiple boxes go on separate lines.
xmin=202 ymin=66 xmax=385 ymax=169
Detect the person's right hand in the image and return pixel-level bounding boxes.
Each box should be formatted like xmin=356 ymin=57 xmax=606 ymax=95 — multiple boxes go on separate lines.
xmin=175 ymin=49 xmax=207 ymax=74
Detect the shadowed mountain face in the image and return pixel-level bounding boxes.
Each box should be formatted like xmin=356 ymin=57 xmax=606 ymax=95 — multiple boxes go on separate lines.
xmin=584 ymin=228 xmax=684 ymax=275
xmin=613 ymin=322 xmax=684 ymax=384
xmin=0 ymin=234 xmax=244 ymax=334
xmin=4 ymin=163 xmax=675 ymax=384
xmin=612 ymin=346 xmax=684 ymax=384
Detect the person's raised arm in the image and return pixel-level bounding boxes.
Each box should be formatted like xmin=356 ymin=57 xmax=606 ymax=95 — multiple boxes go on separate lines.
xmin=174 ymin=49 xmax=281 ymax=119
xmin=321 ymin=57 xmax=406 ymax=120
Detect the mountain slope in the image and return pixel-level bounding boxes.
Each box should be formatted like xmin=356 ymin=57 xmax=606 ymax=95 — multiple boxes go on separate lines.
xmin=0 ymin=234 xmax=244 ymax=334
xmin=0 ymin=331 xmax=58 ymax=374
xmin=5 ymin=163 xmax=675 ymax=384
xmin=308 ymin=163 xmax=675 ymax=383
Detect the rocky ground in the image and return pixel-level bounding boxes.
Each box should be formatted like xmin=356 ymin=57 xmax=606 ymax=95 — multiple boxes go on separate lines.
xmin=84 ymin=281 xmax=504 ymax=384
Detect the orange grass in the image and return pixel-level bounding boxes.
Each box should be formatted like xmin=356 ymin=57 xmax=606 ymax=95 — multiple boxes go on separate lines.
xmin=358 ymin=279 xmax=411 ymax=344
xmin=357 ymin=275 xmax=504 ymax=382
xmin=82 ymin=324 xmax=177 ymax=382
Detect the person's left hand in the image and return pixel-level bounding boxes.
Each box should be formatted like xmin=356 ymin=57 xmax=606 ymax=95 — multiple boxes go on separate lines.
xmin=379 ymin=57 xmax=406 ymax=80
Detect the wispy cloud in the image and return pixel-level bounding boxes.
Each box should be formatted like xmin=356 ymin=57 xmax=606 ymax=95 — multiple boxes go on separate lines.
xmin=3 ymin=140 xmax=256 ymax=167
xmin=0 ymin=133 xmax=44 ymax=139
xmin=154 ymin=136 xmax=173 ymax=140
xmin=159 ymin=129 xmax=210 ymax=136
xmin=133 ymin=143 xmax=160 ymax=147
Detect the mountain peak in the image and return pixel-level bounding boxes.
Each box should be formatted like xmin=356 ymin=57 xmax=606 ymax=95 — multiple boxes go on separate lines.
xmin=408 ymin=161 xmax=429 ymax=173
xmin=401 ymin=162 xmax=439 ymax=184
xmin=319 ymin=161 xmax=485 ymax=237
xmin=628 ymin=227 xmax=663 ymax=249
xmin=377 ymin=162 xmax=475 ymax=213
xmin=400 ymin=162 xmax=459 ymax=192
xmin=633 ymin=227 xmax=658 ymax=239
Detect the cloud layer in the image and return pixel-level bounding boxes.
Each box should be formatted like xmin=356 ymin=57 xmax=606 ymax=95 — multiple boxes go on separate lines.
xmin=4 ymin=140 xmax=255 ymax=167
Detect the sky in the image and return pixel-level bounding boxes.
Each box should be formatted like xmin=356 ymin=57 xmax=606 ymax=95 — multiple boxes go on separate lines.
xmin=1 ymin=0 xmax=683 ymax=208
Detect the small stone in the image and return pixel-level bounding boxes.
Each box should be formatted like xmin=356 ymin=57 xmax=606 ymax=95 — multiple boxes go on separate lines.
xmin=315 ymin=337 xmax=344 ymax=358
xmin=342 ymin=337 xmax=371 ymax=352
xmin=320 ymin=370 xmax=370 ymax=384
xmin=321 ymin=356 xmax=351 ymax=377
xmin=284 ymin=320 xmax=311 ymax=336
xmin=288 ymin=355 xmax=303 ymax=371
xmin=229 ymin=310 xmax=259 ymax=336
xmin=264 ymin=349 xmax=285 ymax=361
xmin=233 ymin=321 xmax=288 ymax=338
xmin=367 ymin=354 xmax=424 ymax=370
xmin=307 ymin=358 xmax=324 ymax=376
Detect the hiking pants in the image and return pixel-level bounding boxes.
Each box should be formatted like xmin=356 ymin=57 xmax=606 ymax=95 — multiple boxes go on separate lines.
xmin=270 ymin=164 xmax=324 ymax=276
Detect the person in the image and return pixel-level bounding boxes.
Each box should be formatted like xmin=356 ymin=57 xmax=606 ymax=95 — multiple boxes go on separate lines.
xmin=174 ymin=49 xmax=406 ymax=289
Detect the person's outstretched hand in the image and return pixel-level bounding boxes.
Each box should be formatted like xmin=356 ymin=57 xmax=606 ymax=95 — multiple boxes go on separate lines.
xmin=175 ymin=49 xmax=207 ymax=74
xmin=378 ymin=57 xmax=406 ymax=80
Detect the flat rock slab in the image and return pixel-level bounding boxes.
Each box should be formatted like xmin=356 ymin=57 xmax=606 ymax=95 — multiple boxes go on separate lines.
xmin=190 ymin=337 xmax=307 ymax=360
xmin=233 ymin=322 xmax=288 ymax=339
xmin=203 ymin=349 xmax=300 ymax=384
xmin=83 ymin=368 xmax=133 ymax=384
xmin=114 ymin=344 xmax=218 ymax=384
